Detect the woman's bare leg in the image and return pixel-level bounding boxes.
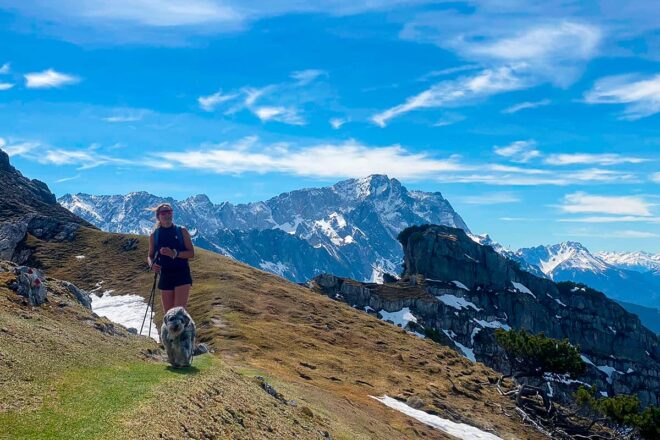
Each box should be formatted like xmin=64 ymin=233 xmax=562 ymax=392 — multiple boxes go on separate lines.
xmin=173 ymin=284 xmax=191 ymax=309
xmin=161 ymin=290 xmax=175 ymax=313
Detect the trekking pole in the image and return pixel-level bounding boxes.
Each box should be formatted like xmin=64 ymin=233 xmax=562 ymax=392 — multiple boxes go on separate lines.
xmin=140 ymin=252 xmax=159 ymax=337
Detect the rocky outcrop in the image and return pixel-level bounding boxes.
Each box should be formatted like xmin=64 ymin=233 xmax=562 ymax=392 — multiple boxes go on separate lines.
xmin=1 ymin=260 xmax=92 ymax=309
xmin=309 ymin=224 xmax=660 ymax=408
xmin=0 ymin=148 xmax=95 ymax=264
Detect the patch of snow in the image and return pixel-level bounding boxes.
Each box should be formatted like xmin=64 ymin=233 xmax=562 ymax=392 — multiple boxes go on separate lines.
xmin=470 ymin=327 xmax=482 ymax=344
xmin=370 ymin=396 xmax=503 ymax=440
xmin=442 ymin=329 xmax=475 ymax=362
xmin=75 ymin=255 xmax=85 ymax=259
xmin=452 ymin=280 xmax=469 ymax=290
xmin=554 ymin=298 xmax=567 ymax=307
xmin=91 ymin=290 xmax=159 ymax=342
xmin=626 ymin=368 xmax=634 ymax=374
xmin=580 ymin=354 xmax=595 ymax=366
xmin=436 ymin=294 xmax=481 ymax=311
xmin=473 ymin=319 xmax=511 ymax=331
xmin=259 ymin=260 xmax=290 ymax=278
xmin=596 ymin=365 xmax=621 ymax=384
xmin=600 ymin=391 xmax=609 ymax=397
xmin=274 ymin=214 xmax=304 ymax=235
xmin=555 ymin=315 xmax=562 ymax=319
xmin=364 ymin=305 xmax=375 ymax=313
xmin=511 ymin=281 xmax=536 ymax=298
xmin=547 ymin=382 xmax=554 ymax=398
xmin=379 ymin=307 xmax=418 ymax=328
xmin=544 ymin=372 xmax=591 ymax=387
xmin=608 ymin=326 xmax=617 ymax=334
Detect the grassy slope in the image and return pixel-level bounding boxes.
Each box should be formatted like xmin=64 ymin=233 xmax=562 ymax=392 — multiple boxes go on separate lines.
xmin=5 ymin=226 xmax=545 ymax=439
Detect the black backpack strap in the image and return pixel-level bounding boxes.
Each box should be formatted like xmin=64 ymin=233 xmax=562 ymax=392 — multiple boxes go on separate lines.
xmin=152 ymin=227 xmax=160 ymax=259
xmin=175 ymin=225 xmax=184 ymax=249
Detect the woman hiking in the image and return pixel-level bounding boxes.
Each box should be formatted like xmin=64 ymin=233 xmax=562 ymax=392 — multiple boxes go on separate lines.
xmin=147 ymin=203 xmax=195 ymax=313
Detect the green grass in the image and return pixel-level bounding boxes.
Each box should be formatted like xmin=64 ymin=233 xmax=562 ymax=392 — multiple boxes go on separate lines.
xmin=1 ymin=354 xmax=213 ymax=440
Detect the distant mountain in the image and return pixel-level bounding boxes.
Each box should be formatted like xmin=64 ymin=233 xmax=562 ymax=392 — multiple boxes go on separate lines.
xmin=59 ymin=175 xmax=469 ymax=283
xmin=597 ymin=251 xmax=660 ymax=274
xmin=515 ymin=242 xmax=660 ymax=309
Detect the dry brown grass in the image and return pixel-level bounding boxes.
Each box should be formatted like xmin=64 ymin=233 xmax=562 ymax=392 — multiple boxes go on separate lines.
xmin=15 ymin=226 xmax=545 ymax=439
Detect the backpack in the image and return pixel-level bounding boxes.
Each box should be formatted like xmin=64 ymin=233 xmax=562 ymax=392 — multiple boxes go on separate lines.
xmin=152 ymin=224 xmax=184 ymax=259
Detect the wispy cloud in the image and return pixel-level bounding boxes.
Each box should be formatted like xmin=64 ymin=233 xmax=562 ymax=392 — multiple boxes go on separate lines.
xmin=290 ymin=69 xmax=327 ymax=85
xmin=329 ymin=117 xmax=348 ymax=129
xmin=502 ymin=99 xmax=551 ymax=114
xmin=558 ymin=216 xmax=660 ymax=224
xmin=493 ymin=140 xmax=540 ymax=163
xmin=54 ymin=174 xmax=81 ymax=183
xmin=584 ymin=73 xmax=660 ymax=120
xmin=564 ymin=229 xmax=659 ymax=239
xmin=544 ymin=153 xmax=648 ymax=166
xmin=24 ymin=69 xmax=80 ymax=88
xmin=197 ymin=70 xmax=326 ymax=124
xmin=559 ymin=192 xmax=653 ymax=216
xmin=102 ymin=108 xmax=150 ymax=123
xmin=253 ymin=106 xmax=305 ymax=125
xmin=652 ymin=172 xmax=660 ymax=183
xmin=417 ymin=64 xmax=479 ymax=81
xmin=0 ymin=83 xmax=14 ymax=91
xmin=197 ymin=90 xmax=240 ymax=112
xmin=372 ymin=65 xmax=527 ymax=127
xmin=0 ymin=63 xmax=10 ymax=74
xmin=433 ymin=112 xmax=465 ymax=127
xmin=457 ymin=192 xmax=520 ymax=205
xmin=154 ymin=139 xmax=466 ymax=179
xmin=0 ymin=139 xmax=40 ymax=156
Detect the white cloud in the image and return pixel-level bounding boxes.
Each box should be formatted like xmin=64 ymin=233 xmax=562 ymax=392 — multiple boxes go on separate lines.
xmin=584 ymin=74 xmax=660 ymax=120
xmin=154 ymin=138 xmax=465 ymax=179
xmin=329 ymin=117 xmax=348 ymax=129
xmin=558 ymin=216 xmax=660 ymax=224
xmin=0 ymin=63 xmax=10 ymax=74
xmin=102 ymin=109 xmax=150 ymax=123
xmin=502 ymin=99 xmax=551 ymax=114
xmin=564 ymin=229 xmax=659 ymax=239
xmin=253 ymin=106 xmax=305 ymax=125
xmin=433 ymin=113 xmax=465 ymax=127
xmin=74 ymin=0 xmax=241 ymax=27
xmin=457 ymin=192 xmax=520 ymax=205
xmin=417 ymin=65 xmax=479 ymax=81
xmin=1 ymin=140 xmax=40 ymax=156
xmin=372 ymin=65 xmax=527 ymax=127
xmin=559 ymin=192 xmax=652 ymax=216
xmin=197 ymin=91 xmax=239 ymax=112
xmin=290 ymin=69 xmax=327 ymax=85
xmin=493 ymin=140 xmax=540 ymax=163
xmin=544 ymin=153 xmax=648 ymax=166
xmin=0 ymin=83 xmax=14 ymax=91
xmin=24 ymin=69 xmax=80 ymax=88
xmin=652 ymin=172 xmax=660 ymax=183
xmin=54 ymin=174 xmax=81 ymax=183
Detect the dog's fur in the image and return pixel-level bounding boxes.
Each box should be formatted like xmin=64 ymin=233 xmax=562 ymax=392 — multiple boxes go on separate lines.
xmin=161 ymin=307 xmax=196 ymax=368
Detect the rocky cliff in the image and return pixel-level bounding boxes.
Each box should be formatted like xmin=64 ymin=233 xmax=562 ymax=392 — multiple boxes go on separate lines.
xmin=0 ymin=148 xmax=95 ymax=263
xmin=310 ymin=224 xmax=660 ymax=408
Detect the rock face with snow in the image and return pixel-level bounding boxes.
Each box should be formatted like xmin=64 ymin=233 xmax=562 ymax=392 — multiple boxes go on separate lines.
xmin=0 ymin=148 xmax=95 ymax=264
xmin=311 ymin=224 xmax=660 ymax=408
xmin=59 ymin=175 xmax=469 ymax=283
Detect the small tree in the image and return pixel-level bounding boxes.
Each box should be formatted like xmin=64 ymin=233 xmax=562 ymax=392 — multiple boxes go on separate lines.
xmin=575 ymin=386 xmax=660 ymax=439
xmin=495 ymin=328 xmax=585 ymax=413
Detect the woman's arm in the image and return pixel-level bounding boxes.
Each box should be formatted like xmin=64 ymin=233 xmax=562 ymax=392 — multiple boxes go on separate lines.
xmin=175 ymin=227 xmax=195 ymax=259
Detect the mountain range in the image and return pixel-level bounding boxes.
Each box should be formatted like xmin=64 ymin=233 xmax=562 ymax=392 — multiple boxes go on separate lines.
xmin=59 ymin=175 xmax=469 ymax=283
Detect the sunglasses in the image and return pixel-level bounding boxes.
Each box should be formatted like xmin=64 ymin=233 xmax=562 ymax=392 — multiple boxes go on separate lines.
xmin=158 ymin=209 xmax=173 ymax=215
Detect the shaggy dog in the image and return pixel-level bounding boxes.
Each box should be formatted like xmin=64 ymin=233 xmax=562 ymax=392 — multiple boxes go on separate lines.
xmin=161 ymin=307 xmax=196 ymax=368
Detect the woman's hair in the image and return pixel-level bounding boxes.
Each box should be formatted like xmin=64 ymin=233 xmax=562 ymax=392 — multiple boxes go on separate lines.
xmin=152 ymin=203 xmax=173 ymax=231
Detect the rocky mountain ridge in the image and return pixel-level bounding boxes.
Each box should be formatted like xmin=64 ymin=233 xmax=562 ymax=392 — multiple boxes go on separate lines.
xmin=310 ymin=224 xmax=660 ymax=409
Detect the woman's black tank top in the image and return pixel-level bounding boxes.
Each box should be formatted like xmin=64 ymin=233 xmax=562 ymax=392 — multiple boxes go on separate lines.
xmin=155 ymin=224 xmax=189 ymax=271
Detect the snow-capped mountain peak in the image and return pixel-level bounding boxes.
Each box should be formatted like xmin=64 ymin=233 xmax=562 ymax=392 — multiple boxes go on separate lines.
xmin=516 ymin=241 xmax=610 ymax=278
xmin=597 ymin=251 xmax=660 ymax=273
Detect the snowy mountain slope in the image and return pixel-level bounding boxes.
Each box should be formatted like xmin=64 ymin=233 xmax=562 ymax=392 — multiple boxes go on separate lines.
xmin=597 ymin=251 xmax=660 ymax=274
xmin=59 ymin=175 xmax=469 ymax=283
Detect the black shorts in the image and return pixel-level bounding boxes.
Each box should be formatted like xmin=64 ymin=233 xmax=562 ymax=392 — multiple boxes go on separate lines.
xmin=158 ymin=267 xmax=193 ymax=290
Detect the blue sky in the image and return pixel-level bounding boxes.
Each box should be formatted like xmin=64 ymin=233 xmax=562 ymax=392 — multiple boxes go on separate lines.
xmin=0 ymin=1 xmax=658 ymax=252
